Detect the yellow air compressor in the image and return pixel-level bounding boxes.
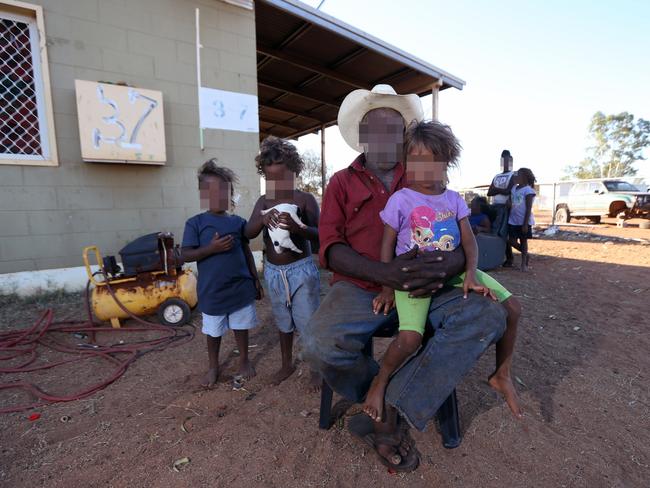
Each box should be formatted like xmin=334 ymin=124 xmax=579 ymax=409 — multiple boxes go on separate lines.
xmin=83 ymin=232 xmax=197 ymax=328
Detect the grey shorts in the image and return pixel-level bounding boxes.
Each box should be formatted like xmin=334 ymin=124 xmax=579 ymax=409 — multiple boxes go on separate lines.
xmin=201 ymin=302 xmax=257 ymax=338
xmin=263 ymin=256 xmax=320 ymax=334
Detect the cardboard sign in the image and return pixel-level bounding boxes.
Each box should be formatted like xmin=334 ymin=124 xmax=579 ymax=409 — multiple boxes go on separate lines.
xmin=75 ymin=80 xmax=166 ymax=164
xmin=199 ymin=87 xmax=259 ymax=133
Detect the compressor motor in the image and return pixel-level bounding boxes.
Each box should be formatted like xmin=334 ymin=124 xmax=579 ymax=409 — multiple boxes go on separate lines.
xmin=101 ymin=232 xmax=183 ymax=279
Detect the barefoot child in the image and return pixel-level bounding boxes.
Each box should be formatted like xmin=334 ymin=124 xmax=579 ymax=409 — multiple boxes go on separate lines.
xmin=508 ymin=168 xmax=536 ymax=272
xmin=182 ymin=160 xmax=263 ymax=388
xmin=364 ymin=120 xmax=523 ymax=422
xmin=245 ymin=137 xmax=322 ymax=389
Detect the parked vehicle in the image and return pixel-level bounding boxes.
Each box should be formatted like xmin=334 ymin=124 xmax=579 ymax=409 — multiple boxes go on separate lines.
xmin=554 ymin=179 xmax=650 ymax=223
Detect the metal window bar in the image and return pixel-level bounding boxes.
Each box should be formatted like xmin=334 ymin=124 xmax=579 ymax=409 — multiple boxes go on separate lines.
xmin=0 ymin=10 xmax=49 ymax=160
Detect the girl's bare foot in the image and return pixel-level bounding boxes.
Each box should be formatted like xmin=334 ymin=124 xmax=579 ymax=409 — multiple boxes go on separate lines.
xmin=202 ymin=367 xmax=219 ymax=388
xmin=488 ymin=372 xmax=523 ymax=418
xmin=363 ymin=379 xmax=386 ymax=422
xmin=238 ymin=360 xmax=256 ymax=380
xmin=270 ymin=364 xmax=295 ymax=385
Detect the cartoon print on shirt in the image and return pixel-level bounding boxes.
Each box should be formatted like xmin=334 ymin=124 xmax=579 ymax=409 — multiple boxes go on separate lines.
xmin=409 ymin=206 xmax=460 ymax=252
xmin=410 ymin=206 xmax=436 ymax=248
xmin=511 ymin=190 xmax=525 ymax=207
xmin=431 ymin=217 xmax=459 ymax=251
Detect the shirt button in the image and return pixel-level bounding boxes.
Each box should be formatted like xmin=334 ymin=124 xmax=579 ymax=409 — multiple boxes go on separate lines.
xmin=354 ymin=207 xmax=359 ymax=212
xmin=381 ymin=190 xmax=385 ymax=194
xmin=369 ymin=176 xmax=374 ymax=180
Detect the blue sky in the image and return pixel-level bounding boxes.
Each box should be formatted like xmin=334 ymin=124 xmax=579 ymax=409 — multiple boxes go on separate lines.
xmin=294 ymin=0 xmax=650 ymax=187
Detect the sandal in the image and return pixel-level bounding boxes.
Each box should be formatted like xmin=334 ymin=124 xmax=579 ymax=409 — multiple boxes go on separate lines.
xmin=348 ymin=413 xmax=420 ymax=472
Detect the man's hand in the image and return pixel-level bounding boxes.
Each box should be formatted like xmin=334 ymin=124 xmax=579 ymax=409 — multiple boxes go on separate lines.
xmin=462 ymin=273 xmax=497 ymax=301
xmin=261 ymin=208 xmax=280 ymax=229
xmin=380 ymin=247 xmax=458 ymax=298
xmin=372 ymin=286 xmax=395 ymax=315
xmin=209 ymin=232 xmax=234 ymax=254
xmin=521 ymin=223 xmax=529 ymax=235
xmin=254 ymin=279 xmax=264 ymax=300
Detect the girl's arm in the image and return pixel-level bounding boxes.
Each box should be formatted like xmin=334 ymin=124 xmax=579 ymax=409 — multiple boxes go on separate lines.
xmin=243 ymin=241 xmax=263 ymax=300
xmin=372 ymin=224 xmax=399 ymax=315
xmin=299 ymin=192 xmax=320 ymax=242
xmin=244 ymin=196 xmax=269 ymax=240
xmin=459 ymin=217 xmax=478 ymax=278
xmin=380 ymin=224 xmax=398 ymax=264
xmin=522 ymin=193 xmax=535 ymax=232
xmin=182 ymin=233 xmax=234 ymax=263
xmin=460 ymin=217 xmax=495 ymax=300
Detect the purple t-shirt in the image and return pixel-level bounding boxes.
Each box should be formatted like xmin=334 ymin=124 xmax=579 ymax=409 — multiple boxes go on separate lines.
xmin=379 ymin=188 xmax=470 ymax=255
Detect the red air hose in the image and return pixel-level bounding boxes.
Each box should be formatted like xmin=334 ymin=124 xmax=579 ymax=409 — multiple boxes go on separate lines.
xmin=0 ymin=277 xmax=194 ymax=413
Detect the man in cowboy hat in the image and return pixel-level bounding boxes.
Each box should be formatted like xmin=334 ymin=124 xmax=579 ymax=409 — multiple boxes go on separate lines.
xmin=303 ymin=85 xmax=507 ymax=471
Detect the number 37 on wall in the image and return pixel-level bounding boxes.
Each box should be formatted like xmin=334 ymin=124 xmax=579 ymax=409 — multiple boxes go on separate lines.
xmin=75 ymin=80 xmax=167 ymax=164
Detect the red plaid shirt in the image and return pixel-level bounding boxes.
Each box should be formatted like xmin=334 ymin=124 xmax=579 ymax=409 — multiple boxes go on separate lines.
xmin=319 ymin=154 xmax=405 ymax=292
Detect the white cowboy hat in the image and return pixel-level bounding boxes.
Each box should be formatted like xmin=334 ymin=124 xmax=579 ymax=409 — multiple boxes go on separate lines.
xmin=337 ymin=84 xmax=424 ymax=152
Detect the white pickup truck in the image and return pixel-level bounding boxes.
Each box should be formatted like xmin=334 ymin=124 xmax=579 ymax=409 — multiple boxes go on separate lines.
xmin=554 ymin=179 xmax=650 ymax=223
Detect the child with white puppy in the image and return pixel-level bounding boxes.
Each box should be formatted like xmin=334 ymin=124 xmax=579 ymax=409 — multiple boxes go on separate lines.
xmin=245 ymin=136 xmax=322 ymax=390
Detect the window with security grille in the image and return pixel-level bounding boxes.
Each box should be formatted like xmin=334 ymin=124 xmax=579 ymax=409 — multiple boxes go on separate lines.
xmin=1 ymin=4 xmax=56 ymax=165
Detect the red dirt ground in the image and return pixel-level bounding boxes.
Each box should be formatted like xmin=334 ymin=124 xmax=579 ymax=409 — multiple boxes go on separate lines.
xmin=1 ymin=226 xmax=649 ymax=487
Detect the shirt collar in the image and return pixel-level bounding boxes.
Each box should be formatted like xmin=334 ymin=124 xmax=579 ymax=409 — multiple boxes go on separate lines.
xmin=349 ymin=153 xmax=405 ymax=190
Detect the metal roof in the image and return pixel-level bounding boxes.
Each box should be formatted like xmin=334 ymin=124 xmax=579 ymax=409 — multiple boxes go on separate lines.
xmin=256 ymin=0 xmax=465 ymax=140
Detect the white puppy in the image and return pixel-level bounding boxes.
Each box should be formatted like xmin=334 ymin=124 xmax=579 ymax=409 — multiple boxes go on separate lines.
xmin=261 ymin=203 xmax=306 ymax=254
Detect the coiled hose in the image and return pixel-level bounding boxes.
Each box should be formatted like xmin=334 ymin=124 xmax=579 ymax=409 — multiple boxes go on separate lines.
xmin=0 ymin=275 xmax=195 ymax=414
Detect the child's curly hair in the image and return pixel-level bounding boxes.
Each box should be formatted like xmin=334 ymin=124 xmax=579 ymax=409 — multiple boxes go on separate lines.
xmin=404 ymin=120 xmax=462 ymax=168
xmin=518 ymin=167 xmax=537 ymax=187
xmin=255 ymin=136 xmax=304 ymax=177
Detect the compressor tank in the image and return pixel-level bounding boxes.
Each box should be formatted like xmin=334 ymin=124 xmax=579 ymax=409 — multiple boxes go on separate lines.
xmin=91 ymin=269 xmax=197 ymax=322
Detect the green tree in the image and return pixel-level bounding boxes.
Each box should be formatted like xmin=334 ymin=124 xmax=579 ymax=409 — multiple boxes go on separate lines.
xmin=297 ymin=150 xmax=329 ymax=196
xmin=565 ymin=111 xmax=650 ymax=179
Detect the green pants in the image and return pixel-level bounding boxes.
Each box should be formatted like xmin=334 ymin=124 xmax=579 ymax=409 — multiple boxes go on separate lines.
xmin=395 ymin=270 xmax=511 ymax=335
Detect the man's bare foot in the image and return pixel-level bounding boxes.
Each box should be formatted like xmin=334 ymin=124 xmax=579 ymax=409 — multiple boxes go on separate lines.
xmin=362 ymin=379 xmax=386 ymax=422
xmin=488 ymin=372 xmax=523 ymax=418
xmin=202 ymin=367 xmax=219 ymax=388
xmin=305 ymin=370 xmax=321 ymax=393
xmin=270 ymin=364 xmax=295 ymax=385
xmin=238 ymin=360 xmax=256 ymax=380
xmin=373 ymin=409 xmax=413 ymax=468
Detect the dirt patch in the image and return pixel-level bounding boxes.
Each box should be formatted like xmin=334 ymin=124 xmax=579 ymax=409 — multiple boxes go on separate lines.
xmin=1 ymin=230 xmax=649 ymax=487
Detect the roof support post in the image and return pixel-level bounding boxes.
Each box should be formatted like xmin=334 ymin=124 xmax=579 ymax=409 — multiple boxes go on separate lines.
xmin=431 ymin=79 xmax=443 ymax=120
xmin=320 ymin=124 xmax=326 ymax=195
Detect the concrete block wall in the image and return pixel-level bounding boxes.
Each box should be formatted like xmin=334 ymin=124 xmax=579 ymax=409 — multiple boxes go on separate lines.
xmin=0 ymin=0 xmax=260 ymax=274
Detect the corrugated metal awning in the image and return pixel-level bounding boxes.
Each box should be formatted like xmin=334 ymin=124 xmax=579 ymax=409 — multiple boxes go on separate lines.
xmin=256 ymin=0 xmax=465 ymax=140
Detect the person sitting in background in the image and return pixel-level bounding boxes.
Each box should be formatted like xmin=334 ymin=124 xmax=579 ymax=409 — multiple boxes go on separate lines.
xmin=469 ymin=196 xmax=492 ymax=235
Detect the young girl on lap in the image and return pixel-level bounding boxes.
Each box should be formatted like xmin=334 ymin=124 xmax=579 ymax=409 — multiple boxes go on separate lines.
xmin=364 ymin=121 xmax=524 ymax=422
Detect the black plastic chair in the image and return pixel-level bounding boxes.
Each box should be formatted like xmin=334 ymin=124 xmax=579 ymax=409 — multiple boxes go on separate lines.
xmin=318 ymin=324 xmax=462 ymax=449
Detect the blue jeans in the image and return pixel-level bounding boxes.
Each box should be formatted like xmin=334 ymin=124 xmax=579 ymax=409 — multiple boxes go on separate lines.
xmin=302 ymin=281 xmax=507 ymax=431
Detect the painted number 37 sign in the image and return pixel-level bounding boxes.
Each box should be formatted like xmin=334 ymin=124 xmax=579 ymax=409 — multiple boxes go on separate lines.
xmin=75 ymin=80 xmax=166 ymax=164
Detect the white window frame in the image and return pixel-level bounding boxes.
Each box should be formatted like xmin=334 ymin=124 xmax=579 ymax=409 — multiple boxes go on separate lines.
xmin=1 ymin=0 xmax=58 ymax=166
